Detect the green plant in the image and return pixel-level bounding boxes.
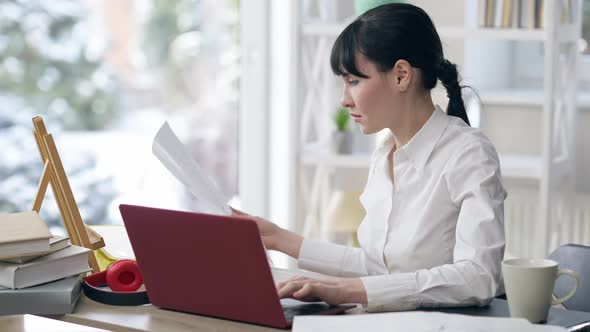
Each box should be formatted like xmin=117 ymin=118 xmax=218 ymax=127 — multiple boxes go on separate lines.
xmin=334 ymin=107 xmax=350 ymax=132
xmin=354 ymin=0 xmax=404 ymax=16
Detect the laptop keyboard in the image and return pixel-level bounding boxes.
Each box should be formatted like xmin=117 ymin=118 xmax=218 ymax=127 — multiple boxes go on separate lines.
xmin=281 ymin=300 xmax=339 ymax=322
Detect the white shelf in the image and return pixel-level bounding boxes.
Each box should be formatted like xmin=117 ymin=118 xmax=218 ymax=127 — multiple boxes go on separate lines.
xmin=478 ymin=89 xmax=590 ymax=108
xmin=440 ymin=24 xmax=579 ymax=43
xmin=499 ymin=154 xmax=541 ymax=180
xmin=301 ymin=150 xmax=548 ymax=181
xmin=441 ymin=26 xmax=581 ymax=42
xmin=439 ymin=27 xmax=545 ymax=41
xmin=499 ymin=154 xmax=571 ymax=180
xmin=302 ymin=23 xmax=571 ymax=42
xmin=301 ymin=152 xmax=371 ymax=169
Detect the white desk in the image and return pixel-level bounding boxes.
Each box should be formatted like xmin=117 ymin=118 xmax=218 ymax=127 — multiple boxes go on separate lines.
xmin=0 ymin=314 xmax=107 ymax=332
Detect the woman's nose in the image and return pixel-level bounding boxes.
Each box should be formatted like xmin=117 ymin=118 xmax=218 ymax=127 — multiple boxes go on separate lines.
xmin=340 ymin=92 xmax=354 ymax=108
xmin=341 ymin=101 xmax=354 ymax=109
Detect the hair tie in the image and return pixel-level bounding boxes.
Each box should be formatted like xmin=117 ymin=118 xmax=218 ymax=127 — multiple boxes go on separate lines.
xmin=438 ymin=59 xmax=460 ymax=99
xmin=438 ymin=58 xmax=451 ymax=75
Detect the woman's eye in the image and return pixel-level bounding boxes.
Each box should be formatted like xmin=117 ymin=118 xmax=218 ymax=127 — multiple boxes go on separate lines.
xmin=349 ymin=80 xmax=359 ymax=86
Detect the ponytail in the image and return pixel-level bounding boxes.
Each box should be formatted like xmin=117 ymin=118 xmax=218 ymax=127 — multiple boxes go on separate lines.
xmin=438 ymin=59 xmax=470 ymax=126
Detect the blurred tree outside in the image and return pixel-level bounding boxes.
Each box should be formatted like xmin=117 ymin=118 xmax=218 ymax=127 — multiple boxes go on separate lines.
xmin=0 ymin=0 xmax=120 ymax=130
xmin=0 ymin=0 xmax=242 ymax=229
xmin=0 ymin=0 xmax=119 ymax=230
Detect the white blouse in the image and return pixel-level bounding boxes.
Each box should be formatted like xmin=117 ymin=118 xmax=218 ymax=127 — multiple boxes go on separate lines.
xmin=297 ymin=105 xmax=507 ymax=312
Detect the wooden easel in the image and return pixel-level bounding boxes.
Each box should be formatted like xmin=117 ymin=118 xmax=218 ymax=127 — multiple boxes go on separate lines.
xmin=31 ymin=116 xmax=104 ymax=273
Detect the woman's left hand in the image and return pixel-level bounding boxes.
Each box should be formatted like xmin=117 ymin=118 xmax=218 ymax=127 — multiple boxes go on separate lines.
xmin=276 ymin=276 xmax=367 ymax=305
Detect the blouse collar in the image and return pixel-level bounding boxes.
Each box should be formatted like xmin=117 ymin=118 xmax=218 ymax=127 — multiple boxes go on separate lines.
xmin=377 ymin=105 xmax=449 ymax=170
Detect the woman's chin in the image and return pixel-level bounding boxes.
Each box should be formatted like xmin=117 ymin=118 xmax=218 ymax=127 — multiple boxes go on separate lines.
xmin=360 ymin=125 xmax=377 ymax=135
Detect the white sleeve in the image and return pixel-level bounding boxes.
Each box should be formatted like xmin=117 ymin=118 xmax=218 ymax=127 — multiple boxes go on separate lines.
xmin=297 ymin=238 xmax=369 ymax=277
xmin=360 ymin=140 xmax=507 ymax=312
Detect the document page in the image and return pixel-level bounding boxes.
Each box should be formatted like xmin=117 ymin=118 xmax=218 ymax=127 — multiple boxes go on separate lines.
xmin=152 ymin=122 xmax=231 ymax=216
xmin=293 ymin=311 xmax=566 ymax=332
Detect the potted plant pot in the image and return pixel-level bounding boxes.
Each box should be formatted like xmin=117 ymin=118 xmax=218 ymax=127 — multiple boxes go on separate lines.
xmin=332 ymin=130 xmax=354 ymax=154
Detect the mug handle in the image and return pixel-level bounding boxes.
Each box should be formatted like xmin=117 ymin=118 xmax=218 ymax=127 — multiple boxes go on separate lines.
xmin=551 ymin=268 xmax=579 ymax=305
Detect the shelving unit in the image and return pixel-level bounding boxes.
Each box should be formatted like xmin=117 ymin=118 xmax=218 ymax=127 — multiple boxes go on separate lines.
xmin=478 ymin=89 xmax=590 ymax=107
xmin=295 ymin=1 xmax=584 ymax=256
xmin=464 ymin=1 xmax=583 ymax=257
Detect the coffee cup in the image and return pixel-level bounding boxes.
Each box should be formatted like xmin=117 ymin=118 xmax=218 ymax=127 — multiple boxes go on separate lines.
xmin=502 ymin=258 xmax=578 ymax=323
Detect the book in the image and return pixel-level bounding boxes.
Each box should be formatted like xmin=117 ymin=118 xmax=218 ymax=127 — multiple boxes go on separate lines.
xmin=0 ymin=235 xmax=70 ymax=263
xmin=493 ymin=0 xmax=504 ymax=28
xmin=0 ymin=274 xmax=83 ymax=315
xmin=511 ymin=0 xmax=521 ymax=28
xmin=501 ymin=0 xmax=512 ymax=28
xmin=535 ymin=0 xmax=544 ymax=29
xmin=0 ymin=245 xmax=91 ymax=289
xmin=519 ymin=0 xmax=530 ymax=28
xmin=486 ymin=0 xmax=495 ymax=27
xmin=479 ymin=0 xmax=489 ymax=27
xmin=0 ymin=211 xmax=51 ymax=259
xmin=91 ymin=225 xmax=135 ymax=259
xmin=520 ymin=0 xmax=536 ymax=29
xmin=152 ymin=122 xmax=231 ymax=215
xmin=528 ymin=0 xmax=536 ymax=29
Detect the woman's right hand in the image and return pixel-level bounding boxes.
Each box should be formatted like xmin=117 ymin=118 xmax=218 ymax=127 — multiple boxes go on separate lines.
xmin=230 ymin=207 xmax=282 ymax=251
xmin=230 ymin=207 xmax=304 ymax=258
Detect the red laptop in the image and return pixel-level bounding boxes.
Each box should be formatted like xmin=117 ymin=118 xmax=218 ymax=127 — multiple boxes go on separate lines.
xmin=119 ymin=204 xmax=355 ymax=329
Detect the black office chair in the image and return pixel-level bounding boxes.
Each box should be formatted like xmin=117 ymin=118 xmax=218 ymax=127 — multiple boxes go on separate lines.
xmin=548 ymin=244 xmax=590 ymax=312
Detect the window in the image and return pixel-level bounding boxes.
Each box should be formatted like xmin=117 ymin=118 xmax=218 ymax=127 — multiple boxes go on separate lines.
xmin=0 ymin=0 xmax=240 ymax=233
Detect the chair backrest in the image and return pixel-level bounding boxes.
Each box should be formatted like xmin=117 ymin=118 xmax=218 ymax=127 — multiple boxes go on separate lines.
xmin=548 ymin=244 xmax=590 ymax=312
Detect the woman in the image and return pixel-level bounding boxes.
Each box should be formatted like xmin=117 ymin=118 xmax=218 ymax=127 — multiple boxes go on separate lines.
xmin=236 ymin=3 xmax=507 ymax=312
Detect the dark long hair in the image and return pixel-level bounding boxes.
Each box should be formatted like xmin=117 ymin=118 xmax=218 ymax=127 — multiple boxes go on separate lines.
xmin=330 ymin=3 xmax=470 ymax=126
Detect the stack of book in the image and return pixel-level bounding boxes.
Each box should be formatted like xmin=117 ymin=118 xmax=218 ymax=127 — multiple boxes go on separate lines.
xmin=0 ymin=211 xmax=91 ymax=314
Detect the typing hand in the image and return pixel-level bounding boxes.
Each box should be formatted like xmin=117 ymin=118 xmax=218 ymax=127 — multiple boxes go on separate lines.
xmin=276 ymin=276 xmax=367 ymax=305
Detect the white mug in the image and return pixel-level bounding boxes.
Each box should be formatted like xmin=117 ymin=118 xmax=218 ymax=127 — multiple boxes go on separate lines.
xmin=502 ymin=258 xmax=579 ymax=323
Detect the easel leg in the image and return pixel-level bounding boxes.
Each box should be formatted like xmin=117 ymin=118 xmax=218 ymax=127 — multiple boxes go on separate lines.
xmin=32 ymin=160 xmax=51 ymax=213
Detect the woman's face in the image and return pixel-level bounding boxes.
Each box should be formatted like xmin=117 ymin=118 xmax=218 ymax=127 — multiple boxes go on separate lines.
xmin=339 ymin=54 xmax=399 ymax=135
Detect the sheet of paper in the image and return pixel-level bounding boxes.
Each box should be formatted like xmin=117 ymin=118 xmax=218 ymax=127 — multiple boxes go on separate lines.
xmin=152 ymin=122 xmax=231 ymax=215
xmin=90 ymin=225 xmax=135 ymax=259
xmin=293 ymin=311 xmax=567 ymax=332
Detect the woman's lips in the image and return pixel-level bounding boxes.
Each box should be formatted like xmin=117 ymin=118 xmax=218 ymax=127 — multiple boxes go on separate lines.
xmin=351 ymin=112 xmax=362 ymax=122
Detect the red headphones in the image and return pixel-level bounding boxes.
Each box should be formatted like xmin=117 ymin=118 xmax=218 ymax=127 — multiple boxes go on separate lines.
xmin=82 ymin=259 xmax=149 ymax=306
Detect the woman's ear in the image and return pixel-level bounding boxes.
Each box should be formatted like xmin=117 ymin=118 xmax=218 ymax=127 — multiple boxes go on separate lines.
xmin=392 ymin=60 xmax=412 ymax=92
